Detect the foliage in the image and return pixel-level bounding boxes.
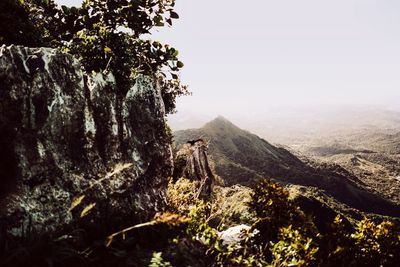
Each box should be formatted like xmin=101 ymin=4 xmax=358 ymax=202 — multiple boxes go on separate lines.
xmin=2 ymin=0 xmax=189 ymax=113
xmin=2 ymin=177 xmax=400 ymax=266
xmin=0 ymin=0 xmax=43 ymax=46
xmin=317 ymin=214 xmax=355 ymax=266
xmin=185 ymin=202 xmax=218 ymax=246
xmin=210 ymin=179 xmax=318 ymax=266
xmin=149 ymin=252 xmax=172 ymax=267
xmin=209 ymin=185 xmax=254 ymax=228
xmin=351 ymin=218 xmax=400 ymax=266
xmin=315 ymin=214 xmax=400 ymax=267
xmin=269 ymin=225 xmax=318 ymax=267
xmin=167 ymin=178 xmax=219 ymax=246
xmin=248 ymin=179 xmax=317 ymax=243
xmin=249 ymin=179 xmax=291 ymax=218
xmin=150 ymin=179 xmax=400 ymax=266
xmin=167 ymin=177 xmax=202 ymax=215
xmin=167 ymin=178 xmax=254 ymax=229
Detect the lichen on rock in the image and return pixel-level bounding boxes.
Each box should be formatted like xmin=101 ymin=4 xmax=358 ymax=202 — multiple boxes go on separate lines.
xmin=0 ymin=45 xmax=173 ymax=237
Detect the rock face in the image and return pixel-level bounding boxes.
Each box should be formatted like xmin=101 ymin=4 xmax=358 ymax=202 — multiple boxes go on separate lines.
xmin=0 ymin=45 xmax=173 ymax=236
xmin=174 ymin=140 xmax=214 ymax=199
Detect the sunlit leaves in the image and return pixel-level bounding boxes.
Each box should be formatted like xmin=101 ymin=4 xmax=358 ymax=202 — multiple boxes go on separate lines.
xmin=69 ymin=195 xmax=85 ymax=211
xmin=149 ymin=252 xmax=172 ymax=267
xmin=270 ymin=225 xmax=319 ymax=267
xmin=350 ymin=218 xmax=400 ymax=266
xmin=80 ymin=202 xmax=96 ymax=218
xmin=104 ymin=46 xmax=112 ymax=54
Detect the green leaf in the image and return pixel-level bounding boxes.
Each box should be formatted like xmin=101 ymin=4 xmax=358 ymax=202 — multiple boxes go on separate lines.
xmin=177 ymin=61 xmax=184 ymax=68
xmin=152 ymin=41 xmax=161 ymax=48
xmin=154 ymin=15 xmax=164 ymax=26
xmin=170 ymin=11 xmax=179 ymax=19
xmin=70 ymin=6 xmax=78 ymax=14
xmin=104 ymin=47 xmax=112 ymax=54
xmin=61 ymin=5 xmax=69 ymax=15
xmin=171 ymin=49 xmax=179 ymax=57
xmin=55 ymin=235 xmax=73 ymax=242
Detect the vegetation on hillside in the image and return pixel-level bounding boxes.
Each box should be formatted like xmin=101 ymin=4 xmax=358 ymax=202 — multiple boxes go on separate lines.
xmin=174 ymin=117 xmax=400 ymax=218
xmin=3 ymin=177 xmax=399 ymax=266
xmin=1 ymin=2 xmax=399 ymax=266
xmin=166 ymin=177 xmax=400 ymax=267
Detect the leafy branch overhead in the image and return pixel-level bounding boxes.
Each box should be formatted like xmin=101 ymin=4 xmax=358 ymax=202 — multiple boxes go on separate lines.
xmin=5 ymin=0 xmax=189 ymax=113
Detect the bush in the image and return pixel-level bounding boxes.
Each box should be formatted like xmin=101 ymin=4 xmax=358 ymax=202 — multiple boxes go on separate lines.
xmin=248 ymin=179 xmax=317 ymax=243
xmin=351 ymin=219 xmax=400 ymax=266
xmin=167 ymin=177 xmax=202 ymax=215
xmin=270 ymin=225 xmax=318 ymax=267
xmin=210 ymin=179 xmax=400 ymax=267
xmin=0 ymin=0 xmax=42 ymax=46
xmin=3 ymin=0 xmax=189 ymax=113
xmin=210 ymin=179 xmax=318 ymax=266
xmin=3 ymin=177 xmax=400 ymax=266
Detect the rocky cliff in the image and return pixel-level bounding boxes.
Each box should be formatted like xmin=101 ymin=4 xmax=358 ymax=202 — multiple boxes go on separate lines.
xmin=0 ymin=45 xmax=173 ymax=237
xmin=173 ymin=140 xmax=214 ymax=200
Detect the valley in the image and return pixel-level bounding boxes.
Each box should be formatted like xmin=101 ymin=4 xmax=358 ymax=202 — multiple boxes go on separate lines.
xmin=173 ymin=112 xmax=400 ymax=222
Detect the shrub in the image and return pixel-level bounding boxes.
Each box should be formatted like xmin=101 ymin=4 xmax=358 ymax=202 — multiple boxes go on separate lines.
xmin=351 ymin=218 xmax=400 ymax=266
xmin=167 ymin=177 xmax=202 ymax=215
xmin=248 ymin=179 xmax=316 ymax=243
xmin=5 ymin=0 xmax=189 ymax=113
xmin=270 ymin=225 xmax=318 ymax=267
xmin=317 ymin=215 xmax=355 ymax=266
xmin=149 ymin=252 xmax=172 ymax=267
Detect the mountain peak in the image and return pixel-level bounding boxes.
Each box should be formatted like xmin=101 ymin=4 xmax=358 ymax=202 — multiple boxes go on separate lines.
xmin=214 ymin=115 xmax=230 ymax=122
xmin=204 ymin=115 xmax=238 ymax=129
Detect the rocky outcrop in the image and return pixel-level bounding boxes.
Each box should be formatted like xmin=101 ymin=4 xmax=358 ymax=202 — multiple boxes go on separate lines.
xmin=0 ymin=45 xmax=173 ymax=236
xmin=173 ymin=140 xmax=214 ymax=200
xmin=218 ymin=225 xmax=252 ymax=246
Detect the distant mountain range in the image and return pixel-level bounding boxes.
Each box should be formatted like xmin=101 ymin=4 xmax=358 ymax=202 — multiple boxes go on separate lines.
xmin=169 ymin=107 xmax=400 ymax=146
xmin=301 ymin=132 xmax=400 ymax=205
xmin=174 ymin=116 xmax=400 ymax=219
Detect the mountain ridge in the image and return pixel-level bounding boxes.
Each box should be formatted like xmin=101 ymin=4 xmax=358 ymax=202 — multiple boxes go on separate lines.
xmin=174 ymin=117 xmax=400 ymax=218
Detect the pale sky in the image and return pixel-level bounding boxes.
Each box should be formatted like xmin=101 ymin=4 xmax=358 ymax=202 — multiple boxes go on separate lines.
xmin=57 ymin=0 xmax=400 ymax=117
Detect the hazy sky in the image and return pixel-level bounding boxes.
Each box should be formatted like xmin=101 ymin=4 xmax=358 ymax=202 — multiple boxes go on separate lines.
xmin=57 ymin=0 xmax=400 ymax=117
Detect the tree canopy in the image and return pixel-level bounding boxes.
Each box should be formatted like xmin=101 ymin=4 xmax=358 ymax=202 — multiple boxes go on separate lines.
xmin=0 ymin=0 xmax=188 ymax=113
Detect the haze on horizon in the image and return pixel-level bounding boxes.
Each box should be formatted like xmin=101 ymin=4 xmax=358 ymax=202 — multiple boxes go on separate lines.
xmin=58 ymin=0 xmax=400 ymax=119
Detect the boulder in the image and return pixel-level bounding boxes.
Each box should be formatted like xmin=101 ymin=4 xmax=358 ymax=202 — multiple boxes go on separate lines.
xmin=0 ymin=45 xmax=173 ymax=237
xmin=218 ymin=224 xmax=252 ymax=246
